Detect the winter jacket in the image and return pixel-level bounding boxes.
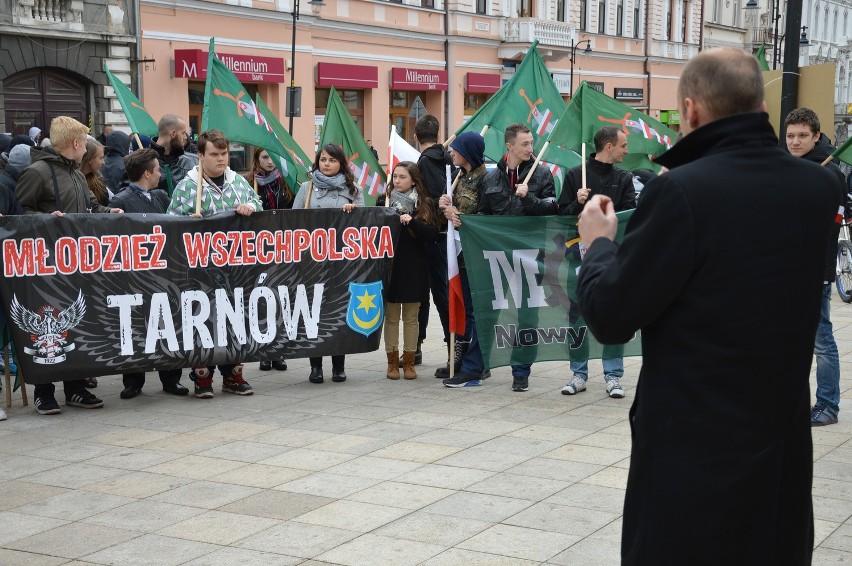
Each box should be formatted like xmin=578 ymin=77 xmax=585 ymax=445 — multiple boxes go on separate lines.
xmin=0 ymin=167 xmax=23 ymax=216
xmin=101 ymin=131 xmax=131 ymax=193
xmin=168 ymin=166 xmax=261 ymax=217
xmin=478 ymin=156 xmax=557 ymax=216
xmin=453 ymin=164 xmax=486 ymax=215
xmin=418 ymin=144 xmax=454 ymax=199
xmin=16 ymin=147 xmax=112 ymax=214
xmin=244 ymin=170 xmax=295 ymax=211
xmin=558 ymin=155 xmax=636 ymax=216
xmin=109 ymin=182 xmax=171 ymax=214
xmin=152 ymin=138 xmax=199 ymax=194
xmin=376 ymin=193 xmax=440 ymax=302
xmin=802 ymin=146 xmax=847 ymax=282
xmin=293 ymin=179 xmax=365 ymax=209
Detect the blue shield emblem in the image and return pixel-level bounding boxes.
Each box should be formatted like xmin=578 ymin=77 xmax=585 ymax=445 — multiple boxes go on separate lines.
xmin=346 ymin=281 xmax=384 ymax=337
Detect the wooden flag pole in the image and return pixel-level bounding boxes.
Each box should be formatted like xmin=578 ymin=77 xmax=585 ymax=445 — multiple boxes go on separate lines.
xmin=821 ymin=155 xmax=834 ymax=166
xmin=442 ymin=124 xmax=489 ymax=149
xmin=253 ymin=178 xmax=259 ymax=194
xmin=521 ymin=141 xmax=550 ymax=186
xmin=19 ymin=365 xmax=27 ymax=406
xmin=132 ymin=133 xmax=144 ymax=152
xmin=194 ymin=164 xmax=204 ymax=216
xmin=3 ymin=344 xmax=10 ymax=408
xmin=581 ymin=143 xmax=587 ymax=188
xmin=303 ymin=180 xmax=314 ymax=209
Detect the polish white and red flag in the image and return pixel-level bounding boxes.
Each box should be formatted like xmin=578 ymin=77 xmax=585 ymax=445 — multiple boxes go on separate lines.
xmin=446 ymin=165 xmax=466 ymax=336
xmin=387 ymin=125 xmax=421 ymax=179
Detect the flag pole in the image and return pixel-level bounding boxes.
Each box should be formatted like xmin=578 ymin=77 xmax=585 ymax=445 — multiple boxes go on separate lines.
xmin=132 ymin=133 xmax=143 ymax=152
xmin=194 ymin=164 xmax=204 ymax=216
xmin=581 ymin=143 xmax=587 ymax=188
xmin=3 ymin=343 xmax=10 ymax=408
xmin=443 ymin=134 xmax=456 ymax=148
xmin=521 ymin=141 xmax=550 ymax=186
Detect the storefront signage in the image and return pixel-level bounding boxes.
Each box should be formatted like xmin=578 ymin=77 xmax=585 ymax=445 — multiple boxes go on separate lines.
xmin=316 ymin=62 xmax=378 ymax=89
xmin=391 ymin=68 xmax=448 ymax=91
xmin=614 ymin=87 xmax=644 ymax=101
xmin=174 ymin=50 xmax=285 ymax=83
xmin=551 ymin=73 xmax=571 ymax=95
xmin=466 ymin=72 xmax=501 ymax=94
xmin=587 ymin=81 xmax=605 ymax=93
xmin=660 ymin=110 xmax=680 ymax=125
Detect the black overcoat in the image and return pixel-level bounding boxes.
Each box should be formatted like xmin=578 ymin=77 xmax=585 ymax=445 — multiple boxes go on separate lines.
xmin=577 ymin=112 xmax=844 ymax=566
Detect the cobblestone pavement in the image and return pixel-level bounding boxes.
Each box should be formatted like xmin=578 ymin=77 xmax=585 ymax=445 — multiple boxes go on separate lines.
xmin=1 ymin=298 xmax=850 ymax=566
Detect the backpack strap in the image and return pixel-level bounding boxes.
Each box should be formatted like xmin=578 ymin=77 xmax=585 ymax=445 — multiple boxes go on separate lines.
xmin=45 ymin=162 xmax=62 ymax=212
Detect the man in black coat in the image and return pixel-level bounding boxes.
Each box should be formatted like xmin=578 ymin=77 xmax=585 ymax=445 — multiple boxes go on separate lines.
xmin=785 ymin=107 xmax=847 ymax=427
xmin=558 ymin=126 xmax=635 ymax=399
xmin=151 ymin=114 xmax=199 ymax=195
xmin=109 ymin=148 xmax=188 ymax=399
xmin=414 ymin=114 xmax=454 ymax=374
xmin=101 ymin=130 xmax=130 ymax=194
xmin=479 ymin=123 xmax=557 ymax=392
xmin=576 ymin=48 xmax=843 ymax=565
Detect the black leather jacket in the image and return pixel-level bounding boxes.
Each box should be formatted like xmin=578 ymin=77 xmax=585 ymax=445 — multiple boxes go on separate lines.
xmin=478 ymin=156 xmax=557 ymax=216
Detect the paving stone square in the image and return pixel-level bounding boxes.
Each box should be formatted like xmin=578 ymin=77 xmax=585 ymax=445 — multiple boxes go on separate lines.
xmin=1 ymin=301 xmax=850 ymax=565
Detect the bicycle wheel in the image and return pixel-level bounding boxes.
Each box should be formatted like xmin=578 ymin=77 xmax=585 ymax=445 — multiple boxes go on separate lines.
xmin=836 ymin=240 xmax=852 ymax=303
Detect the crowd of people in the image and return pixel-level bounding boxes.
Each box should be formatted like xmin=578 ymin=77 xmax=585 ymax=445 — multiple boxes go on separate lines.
xmin=0 ymin=48 xmax=847 ymax=565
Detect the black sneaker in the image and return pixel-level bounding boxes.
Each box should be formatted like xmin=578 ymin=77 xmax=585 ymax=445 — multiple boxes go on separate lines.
xmin=259 ymin=360 xmax=272 ymax=371
xmin=65 ymin=389 xmax=104 ymax=409
xmin=511 ymin=376 xmax=529 ymax=392
xmin=443 ymin=372 xmax=482 ymax=388
xmin=272 ymin=360 xmax=287 ymax=371
xmin=35 ymin=396 xmax=62 ymax=415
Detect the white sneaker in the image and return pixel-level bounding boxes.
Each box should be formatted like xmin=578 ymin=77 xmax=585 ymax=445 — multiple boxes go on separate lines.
xmin=561 ymin=376 xmax=587 ymax=395
xmin=606 ymin=378 xmax=625 ymax=399
xmin=0 ymin=407 xmax=7 ymax=421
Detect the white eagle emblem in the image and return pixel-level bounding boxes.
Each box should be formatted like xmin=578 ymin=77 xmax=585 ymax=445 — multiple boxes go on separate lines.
xmin=10 ymin=291 xmax=86 ymax=365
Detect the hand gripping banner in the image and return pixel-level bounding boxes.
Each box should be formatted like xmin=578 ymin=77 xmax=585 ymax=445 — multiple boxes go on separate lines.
xmin=0 ymin=209 xmax=399 ymax=384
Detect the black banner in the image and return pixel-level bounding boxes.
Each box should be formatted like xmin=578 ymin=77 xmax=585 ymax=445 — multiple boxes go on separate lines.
xmin=0 ymin=209 xmax=399 ymax=384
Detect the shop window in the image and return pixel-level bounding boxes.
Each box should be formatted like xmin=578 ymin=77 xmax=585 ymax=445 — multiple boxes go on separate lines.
xmin=315 ymin=88 xmax=365 ymax=135
xmin=464 ymin=93 xmax=490 ymax=115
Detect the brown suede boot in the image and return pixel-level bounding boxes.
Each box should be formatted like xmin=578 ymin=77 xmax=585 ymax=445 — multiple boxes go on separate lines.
xmin=402 ymin=351 xmax=417 ymax=379
xmin=387 ymin=351 xmax=400 ymax=380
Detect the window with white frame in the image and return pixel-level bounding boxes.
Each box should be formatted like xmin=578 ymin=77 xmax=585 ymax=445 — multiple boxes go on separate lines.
xmin=598 ymin=0 xmax=607 ymax=34
xmin=617 ymin=0 xmax=624 ymax=35
xmin=634 ymin=0 xmax=641 ymax=37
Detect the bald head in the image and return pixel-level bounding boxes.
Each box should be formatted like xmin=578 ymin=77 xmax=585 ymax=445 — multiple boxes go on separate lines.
xmin=679 ymin=48 xmax=764 ymax=127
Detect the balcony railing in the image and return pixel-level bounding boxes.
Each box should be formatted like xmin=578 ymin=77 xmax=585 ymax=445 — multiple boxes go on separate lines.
xmin=13 ymin=0 xmax=84 ymax=30
xmin=752 ymin=26 xmax=773 ymax=45
xmin=651 ymin=39 xmax=699 ymax=60
xmin=503 ymin=19 xmax=573 ymax=48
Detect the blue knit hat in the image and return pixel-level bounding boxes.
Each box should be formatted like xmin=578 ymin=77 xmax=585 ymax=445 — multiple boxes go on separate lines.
xmin=450 ymin=132 xmax=485 ymax=171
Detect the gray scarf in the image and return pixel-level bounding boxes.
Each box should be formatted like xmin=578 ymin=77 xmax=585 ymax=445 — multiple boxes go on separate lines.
xmin=312 ymin=170 xmax=348 ymax=194
xmin=389 ymin=188 xmax=418 ymax=214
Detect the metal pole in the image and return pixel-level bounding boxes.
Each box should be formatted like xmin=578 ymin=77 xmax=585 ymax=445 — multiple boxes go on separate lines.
xmin=288 ymin=0 xmax=300 ymax=135
xmin=772 ymin=0 xmax=780 ymax=70
xmin=569 ymin=39 xmax=575 ymax=98
xmin=779 ymin=0 xmax=804 ymax=140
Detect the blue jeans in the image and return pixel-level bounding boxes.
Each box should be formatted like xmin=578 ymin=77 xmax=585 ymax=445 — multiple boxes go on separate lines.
xmin=458 ymin=267 xmax=484 ymax=376
xmin=814 ymin=283 xmax=840 ymax=415
xmin=570 ymin=358 xmax=624 ymax=382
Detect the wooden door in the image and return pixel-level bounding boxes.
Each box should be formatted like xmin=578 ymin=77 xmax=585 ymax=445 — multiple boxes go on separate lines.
xmin=4 ymin=68 xmax=88 ymax=136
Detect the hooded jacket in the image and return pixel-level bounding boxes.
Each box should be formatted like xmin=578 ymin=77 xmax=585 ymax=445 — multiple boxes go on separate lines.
xmin=418 ymin=144 xmax=454 ymax=199
xmin=801 ymin=145 xmax=847 ymax=282
xmin=101 ymin=131 xmax=131 ymax=193
xmin=16 ymin=147 xmax=112 ymax=214
xmin=478 ymin=155 xmax=557 ymax=216
xmin=167 ymin=165 xmax=261 ymax=217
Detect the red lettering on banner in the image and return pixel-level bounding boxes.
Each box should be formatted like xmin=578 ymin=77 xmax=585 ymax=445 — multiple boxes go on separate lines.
xmin=360 ymin=227 xmax=379 ymax=258
xmin=131 ymin=235 xmax=150 ymax=271
xmin=311 ymin=229 xmax=327 ymax=262
xmin=79 ymin=237 xmax=101 ymax=273
xmin=102 ymin=236 xmax=121 ymax=271
xmin=149 ymin=227 xmax=167 ymax=269
xmin=256 ymin=231 xmax=274 ymax=263
xmin=341 ymin=227 xmax=360 ymax=260
xmin=55 ymin=237 xmax=78 ymax=274
xmin=275 ymin=230 xmax=292 ymax=263
xmin=227 ymin=232 xmax=242 ymax=266
xmin=4 ymin=239 xmax=35 ymax=276
xmin=377 ymin=226 xmax=394 ymax=258
xmin=211 ymin=232 xmax=228 ymax=267
xmin=293 ymin=229 xmax=310 ymax=262
xmin=240 ymin=232 xmax=256 ymax=264
xmin=327 ymin=228 xmax=344 ymax=261
xmin=184 ymin=233 xmax=211 ymax=268
xmin=35 ymin=239 xmax=56 ymax=275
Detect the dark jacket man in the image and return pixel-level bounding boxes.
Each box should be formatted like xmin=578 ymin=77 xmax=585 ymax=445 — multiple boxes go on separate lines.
xmin=578 ymin=108 xmax=842 ymax=564
xmin=101 ymin=131 xmax=131 ymax=193
xmin=0 ymin=145 xmax=29 ymax=215
xmin=418 ymin=143 xmax=454 ymax=199
xmin=109 ymin=182 xmax=171 ymax=214
xmin=152 ymin=137 xmax=199 ymax=194
xmin=558 ymin=155 xmax=636 ymax=215
xmin=478 ymin=155 xmax=556 ymax=216
xmin=16 ymin=147 xmax=112 ymax=214
xmin=802 ymin=145 xmax=847 ymax=282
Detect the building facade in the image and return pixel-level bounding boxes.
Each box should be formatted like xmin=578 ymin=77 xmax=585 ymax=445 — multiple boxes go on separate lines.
xmin=0 ymin=0 xmax=137 ymax=136
xmin=135 ymin=0 xmax=700 ymax=160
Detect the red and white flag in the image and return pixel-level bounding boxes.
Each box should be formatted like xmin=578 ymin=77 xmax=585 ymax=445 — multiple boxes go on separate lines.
xmin=387 ymin=125 xmax=421 ymax=178
xmin=446 ymin=165 xmax=466 ymax=336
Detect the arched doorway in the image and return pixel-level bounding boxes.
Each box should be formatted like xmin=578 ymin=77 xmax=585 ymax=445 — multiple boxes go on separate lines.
xmin=4 ymin=68 xmax=88 ymax=136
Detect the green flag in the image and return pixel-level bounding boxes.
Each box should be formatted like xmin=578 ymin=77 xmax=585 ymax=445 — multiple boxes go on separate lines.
xmin=831 ymin=136 xmax=852 ymax=167
xmin=458 ymin=212 xmax=640 ymax=370
xmin=254 ymin=93 xmax=311 ymax=191
xmin=548 ymin=82 xmax=677 ymax=172
xmin=201 ymin=39 xmax=292 ymax=161
xmin=755 ymin=44 xmax=771 ymax=72
xmin=319 ymin=86 xmax=385 ymax=207
xmin=103 ymin=66 xmax=158 ymax=137
xmin=454 ymin=41 xmax=579 ymax=195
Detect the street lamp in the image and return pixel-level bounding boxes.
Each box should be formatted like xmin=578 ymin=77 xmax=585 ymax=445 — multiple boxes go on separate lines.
xmin=288 ymin=0 xmax=324 ymax=134
xmin=744 ymin=0 xmax=781 ymax=70
xmin=799 ymin=26 xmax=810 ymax=45
xmin=569 ymin=37 xmax=592 ymax=97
